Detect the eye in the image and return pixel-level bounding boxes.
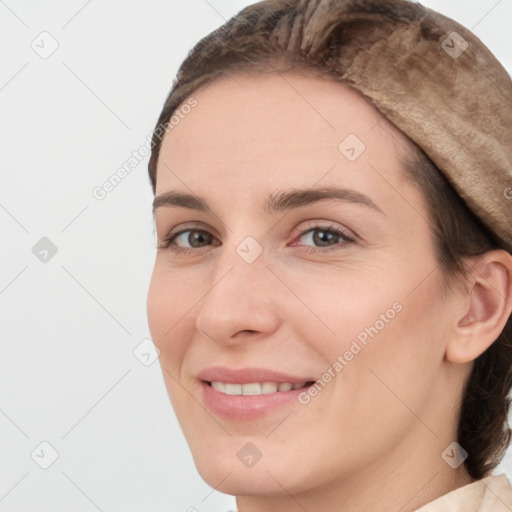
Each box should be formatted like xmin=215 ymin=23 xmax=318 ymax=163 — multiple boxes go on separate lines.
xmin=158 ymin=223 xmax=355 ymax=254
xmin=158 ymin=228 xmax=219 ymax=252
xmin=292 ymin=224 xmax=355 ymax=252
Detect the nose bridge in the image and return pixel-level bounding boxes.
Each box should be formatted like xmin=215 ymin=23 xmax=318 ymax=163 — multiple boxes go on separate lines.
xmin=195 ymin=234 xmax=280 ymax=344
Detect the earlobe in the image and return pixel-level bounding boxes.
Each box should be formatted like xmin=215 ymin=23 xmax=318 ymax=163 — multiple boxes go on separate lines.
xmin=446 ymin=250 xmax=512 ymax=364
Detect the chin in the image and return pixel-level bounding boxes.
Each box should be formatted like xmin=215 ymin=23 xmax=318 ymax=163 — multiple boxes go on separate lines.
xmin=195 ymin=459 xmax=297 ymax=497
xmin=189 ymin=438 xmax=305 ymax=497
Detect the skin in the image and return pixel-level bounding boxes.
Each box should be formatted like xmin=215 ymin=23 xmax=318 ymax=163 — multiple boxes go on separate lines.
xmin=146 ymin=71 xmax=512 ymax=511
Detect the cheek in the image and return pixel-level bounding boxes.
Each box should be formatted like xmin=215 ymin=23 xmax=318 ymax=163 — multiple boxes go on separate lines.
xmin=338 ymin=274 xmax=449 ymax=424
xmin=302 ymin=265 xmax=446 ymax=405
xmin=146 ymin=264 xmax=194 ymax=366
xmin=281 ymin=263 xmax=405 ymax=351
xmin=146 ymin=268 xmax=170 ymax=343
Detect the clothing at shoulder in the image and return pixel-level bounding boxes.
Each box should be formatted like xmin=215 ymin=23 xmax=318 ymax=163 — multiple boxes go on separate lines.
xmin=414 ymin=473 xmax=512 ymax=512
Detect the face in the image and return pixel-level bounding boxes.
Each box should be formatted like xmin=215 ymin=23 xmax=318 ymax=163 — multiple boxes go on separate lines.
xmin=147 ymin=71 xmax=462 ymax=499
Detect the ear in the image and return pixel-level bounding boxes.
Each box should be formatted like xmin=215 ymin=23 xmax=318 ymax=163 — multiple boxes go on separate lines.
xmin=445 ymin=249 xmax=512 ymax=364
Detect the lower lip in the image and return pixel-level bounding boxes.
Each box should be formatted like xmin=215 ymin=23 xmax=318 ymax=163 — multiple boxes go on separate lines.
xmin=201 ymin=381 xmax=310 ymax=420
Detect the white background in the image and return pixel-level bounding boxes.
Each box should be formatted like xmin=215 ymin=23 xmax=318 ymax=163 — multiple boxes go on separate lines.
xmin=1 ymin=1 xmax=511 ymax=511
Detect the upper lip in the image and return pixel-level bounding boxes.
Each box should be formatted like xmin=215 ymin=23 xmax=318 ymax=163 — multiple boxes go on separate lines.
xmin=197 ymin=366 xmax=316 ymax=385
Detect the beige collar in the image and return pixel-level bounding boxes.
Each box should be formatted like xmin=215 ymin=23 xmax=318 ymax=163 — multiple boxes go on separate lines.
xmin=414 ymin=473 xmax=512 ymax=511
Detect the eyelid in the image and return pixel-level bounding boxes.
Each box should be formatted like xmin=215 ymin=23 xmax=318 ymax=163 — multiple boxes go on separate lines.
xmin=158 ymin=220 xmax=218 ymax=242
xmin=289 ymin=219 xmax=356 ymax=243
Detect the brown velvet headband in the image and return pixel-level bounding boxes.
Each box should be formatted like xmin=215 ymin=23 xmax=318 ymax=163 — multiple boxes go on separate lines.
xmin=150 ymin=0 xmax=512 ymax=250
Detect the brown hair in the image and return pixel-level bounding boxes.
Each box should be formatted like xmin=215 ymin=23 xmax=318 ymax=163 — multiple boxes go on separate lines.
xmin=147 ymin=0 xmax=512 ymax=480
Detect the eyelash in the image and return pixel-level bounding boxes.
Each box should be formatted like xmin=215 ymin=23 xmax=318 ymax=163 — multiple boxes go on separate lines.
xmin=158 ymin=223 xmax=356 ymax=254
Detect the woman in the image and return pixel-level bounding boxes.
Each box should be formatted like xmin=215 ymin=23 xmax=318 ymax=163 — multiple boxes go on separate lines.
xmin=146 ymin=0 xmax=512 ymax=510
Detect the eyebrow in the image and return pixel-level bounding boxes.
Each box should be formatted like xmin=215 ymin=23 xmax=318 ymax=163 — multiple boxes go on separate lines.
xmin=152 ymin=186 xmax=384 ymax=216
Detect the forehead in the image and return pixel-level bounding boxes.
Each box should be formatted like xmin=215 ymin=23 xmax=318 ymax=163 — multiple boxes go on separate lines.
xmin=156 ymin=71 xmax=412 ymax=201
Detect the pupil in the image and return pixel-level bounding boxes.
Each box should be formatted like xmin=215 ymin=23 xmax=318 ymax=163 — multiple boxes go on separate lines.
xmin=314 ymin=230 xmax=336 ymax=247
xmin=191 ymin=231 xmax=208 ymax=247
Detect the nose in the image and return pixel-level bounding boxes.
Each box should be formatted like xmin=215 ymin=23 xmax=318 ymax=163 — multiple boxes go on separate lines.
xmin=195 ymin=242 xmax=281 ymax=347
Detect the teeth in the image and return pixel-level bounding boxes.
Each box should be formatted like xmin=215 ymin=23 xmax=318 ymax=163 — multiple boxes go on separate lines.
xmin=225 ymin=383 xmax=242 ymax=395
xmin=211 ymin=381 xmax=226 ymax=393
xmin=261 ymin=382 xmax=278 ymax=394
xmin=242 ymin=383 xmax=261 ymax=395
xmin=210 ymin=381 xmax=307 ymax=396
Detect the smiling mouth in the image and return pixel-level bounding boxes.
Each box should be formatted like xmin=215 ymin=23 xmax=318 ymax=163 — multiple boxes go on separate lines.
xmin=205 ymin=380 xmax=315 ymax=396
